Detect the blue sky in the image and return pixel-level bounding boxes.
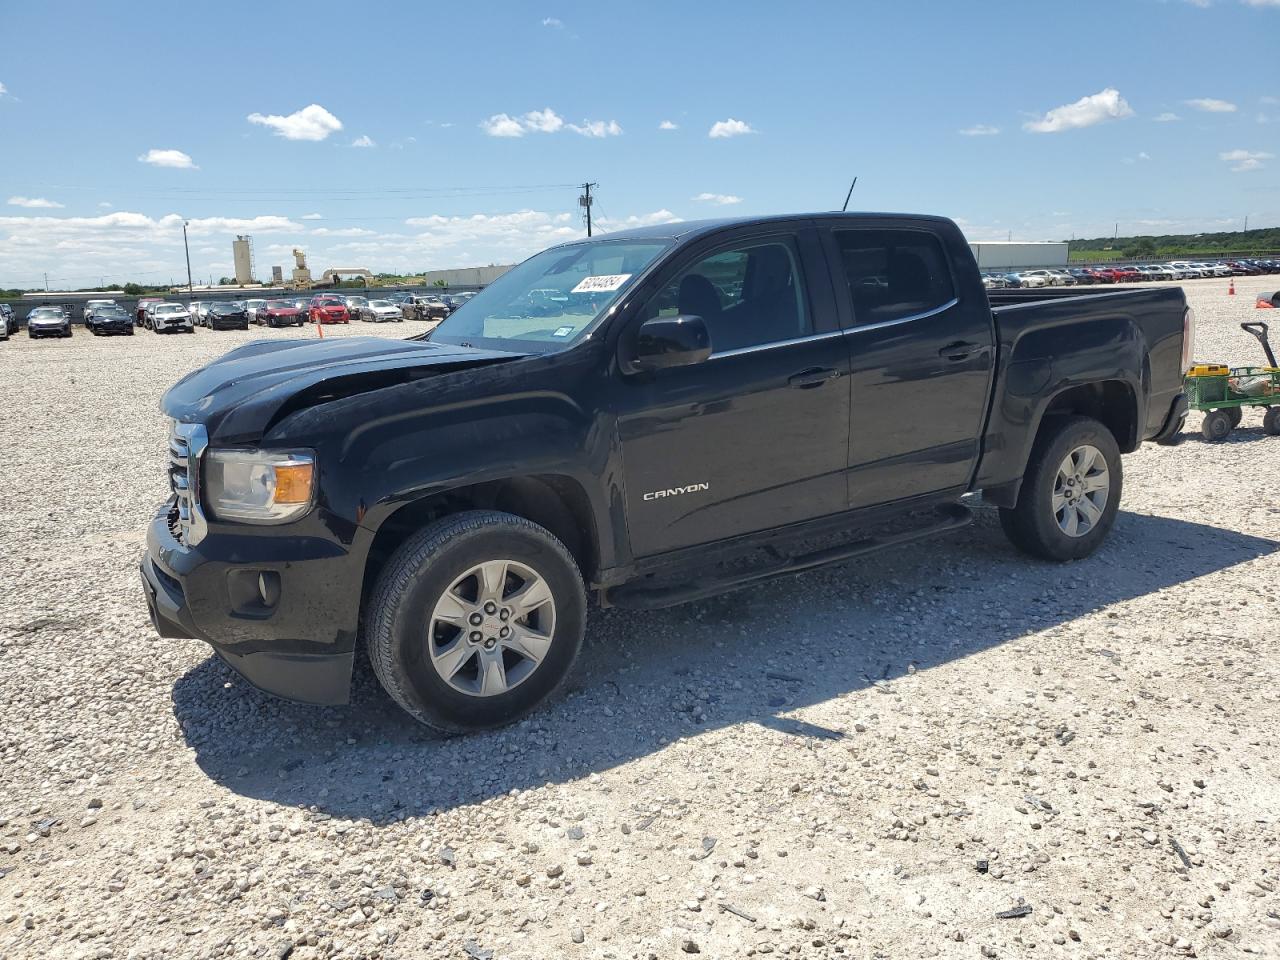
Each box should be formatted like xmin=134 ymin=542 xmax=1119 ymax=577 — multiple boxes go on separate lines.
xmin=1 ymin=0 xmax=1277 ymax=289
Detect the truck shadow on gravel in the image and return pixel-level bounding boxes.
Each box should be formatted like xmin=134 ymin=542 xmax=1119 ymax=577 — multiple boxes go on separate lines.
xmin=172 ymin=509 xmax=1276 ymax=821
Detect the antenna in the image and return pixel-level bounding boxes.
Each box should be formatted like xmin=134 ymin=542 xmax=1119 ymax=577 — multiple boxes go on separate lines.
xmin=841 ymin=177 xmax=858 ymax=212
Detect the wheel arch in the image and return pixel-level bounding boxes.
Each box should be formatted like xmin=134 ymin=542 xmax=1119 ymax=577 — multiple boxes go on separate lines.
xmin=981 ymin=378 xmax=1139 ymax=508
xmin=359 ymin=474 xmax=599 ymax=621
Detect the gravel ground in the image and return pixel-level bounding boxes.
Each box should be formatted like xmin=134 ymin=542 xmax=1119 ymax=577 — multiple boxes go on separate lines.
xmin=2 ymin=279 xmax=1278 ymax=960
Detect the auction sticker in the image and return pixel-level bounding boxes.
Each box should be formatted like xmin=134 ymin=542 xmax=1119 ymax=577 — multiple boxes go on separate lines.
xmin=571 ymin=274 xmax=631 ymax=294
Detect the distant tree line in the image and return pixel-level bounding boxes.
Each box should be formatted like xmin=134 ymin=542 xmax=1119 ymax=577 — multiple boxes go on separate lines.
xmin=1069 ymin=226 xmax=1280 ymax=261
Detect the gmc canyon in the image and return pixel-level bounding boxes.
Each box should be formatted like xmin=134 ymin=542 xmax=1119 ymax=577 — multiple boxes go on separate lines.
xmin=140 ymin=213 xmax=1192 ymax=732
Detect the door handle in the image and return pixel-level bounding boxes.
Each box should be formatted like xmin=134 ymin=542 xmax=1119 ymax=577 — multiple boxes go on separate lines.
xmin=938 ymin=341 xmax=983 ymax=362
xmin=788 ymin=367 xmax=841 ymax=388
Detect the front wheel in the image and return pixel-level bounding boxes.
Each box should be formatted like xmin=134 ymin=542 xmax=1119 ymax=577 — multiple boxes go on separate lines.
xmin=999 ymin=416 xmax=1122 ymax=562
xmin=365 ymin=510 xmax=585 ymax=734
xmin=1263 ymin=406 xmax=1280 ymax=437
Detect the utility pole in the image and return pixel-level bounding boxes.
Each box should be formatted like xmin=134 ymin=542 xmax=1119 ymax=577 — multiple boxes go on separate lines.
xmin=579 ymin=182 xmax=597 ymax=237
xmin=44 ymin=272 xmax=49 ymax=292
xmin=182 ymin=220 xmax=194 ymax=295
xmin=1244 ymin=215 xmax=1249 ymax=232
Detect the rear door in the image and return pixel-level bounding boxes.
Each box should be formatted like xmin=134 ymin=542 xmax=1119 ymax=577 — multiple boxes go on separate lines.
xmin=613 ymin=225 xmax=851 ymax=557
xmin=822 ymin=223 xmax=996 ymax=509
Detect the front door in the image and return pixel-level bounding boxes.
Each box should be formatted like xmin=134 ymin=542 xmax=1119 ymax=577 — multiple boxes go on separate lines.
xmin=614 ymin=230 xmax=851 ymax=558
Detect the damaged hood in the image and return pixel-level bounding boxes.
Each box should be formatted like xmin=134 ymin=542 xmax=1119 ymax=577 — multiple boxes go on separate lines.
xmin=162 ymin=335 xmax=521 ymax=444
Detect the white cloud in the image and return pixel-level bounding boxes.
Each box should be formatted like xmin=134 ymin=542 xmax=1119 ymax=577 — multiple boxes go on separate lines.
xmin=522 ymin=108 xmax=564 ymax=133
xmin=480 ymin=113 xmax=526 ymax=137
xmin=658 ymin=120 xmax=679 ymax=131
xmin=0 ymin=206 xmax=692 ymax=288
xmin=708 ymin=118 xmax=756 ymax=138
xmin=1023 ymin=88 xmax=1134 ymax=133
xmin=351 ymin=134 xmax=376 ymax=148
xmin=692 ymin=192 xmax=743 ymax=205
xmin=1185 ymin=98 xmax=1237 ymax=112
xmin=8 ymin=196 xmax=64 ymax=209
xmin=541 ymin=16 xmax=563 ymax=27
xmin=0 ymin=212 xmax=303 ymax=287
xmin=247 ymin=103 xmax=343 ymax=141
xmin=1154 ymin=112 xmax=1181 ymax=122
xmin=98 ymin=201 xmax=112 ymax=209
xmin=138 ymin=148 xmax=197 ymax=169
xmin=301 ymin=213 xmax=323 ymax=220
xmin=1242 ymin=0 xmax=1280 ymax=6
xmin=567 ymin=119 xmax=622 ymax=137
xmin=595 ymin=209 xmax=682 ymax=230
xmin=958 ymin=124 xmax=1000 ymax=136
xmin=482 ymin=108 xmax=616 ymax=137
xmin=1139 ymin=151 xmax=1151 ymax=159
xmin=480 ymin=108 xmax=566 ymax=137
xmin=1219 ymin=148 xmax=1273 ymax=171
xmin=0 ymin=82 xmax=7 ymax=97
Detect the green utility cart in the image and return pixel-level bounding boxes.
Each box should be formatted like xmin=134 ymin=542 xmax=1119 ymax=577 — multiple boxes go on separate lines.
xmin=1184 ymin=322 xmax=1280 ymax=441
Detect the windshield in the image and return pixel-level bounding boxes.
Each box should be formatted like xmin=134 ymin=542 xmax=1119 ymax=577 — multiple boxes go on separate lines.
xmin=369 ymin=299 xmax=393 ymax=307
xmin=430 ymin=239 xmax=669 ymax=352
xmin=267 ymin=300 xmax=293 ymax=308
xmin=156 ymin=305 xmax=182 ymax=314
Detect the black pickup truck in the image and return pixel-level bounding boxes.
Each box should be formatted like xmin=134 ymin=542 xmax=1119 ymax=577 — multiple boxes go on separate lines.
xmin=141 ymin=213 xmax=1191 ymax=732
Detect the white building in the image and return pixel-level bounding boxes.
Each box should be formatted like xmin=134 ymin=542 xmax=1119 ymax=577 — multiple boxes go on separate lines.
xmin=968 ymin=241 xmax=1069 ymax=270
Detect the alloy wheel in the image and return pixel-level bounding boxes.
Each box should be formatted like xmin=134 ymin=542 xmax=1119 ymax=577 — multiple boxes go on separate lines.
xmin=1052 ymin=444 xmax=1110 ymax=537
xmin=427 ymin=559 xmax=556 ymax=697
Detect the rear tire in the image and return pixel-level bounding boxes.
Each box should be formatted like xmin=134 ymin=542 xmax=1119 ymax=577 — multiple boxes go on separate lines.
xmin=1225 ymin=406 xmax=1243 ymax=429
xmin=999 ymin=416 xmax=1122 ymax=562
xmin=365 ymin=510 xmax=585 ymax=734
xmin=1263 ymin=406 xmax=1280 ymax=437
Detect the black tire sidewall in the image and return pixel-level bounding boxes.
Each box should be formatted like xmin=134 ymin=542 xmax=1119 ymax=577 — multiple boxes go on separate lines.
xmin=371 ymin=514 xmax=585 ymax=731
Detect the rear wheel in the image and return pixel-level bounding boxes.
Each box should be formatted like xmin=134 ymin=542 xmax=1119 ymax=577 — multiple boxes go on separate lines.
xmin=1201 ymin=409 xmax=1234 ymax=442
xmin=365 ymin=510 xmax=585 ymax=733
xmin=999 ymin=416 xmax=1122 ymax=562
xmin=1225 ymin=406 xmax=1243 ymax=429
xmin=1263 ymin=406 xmax=1280 ymax=437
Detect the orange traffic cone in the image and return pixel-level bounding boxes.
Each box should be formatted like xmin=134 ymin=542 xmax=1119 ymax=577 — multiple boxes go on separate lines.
xmin=1228 ymin=278 xmax=1235 ymax=296
xmin=1258 ymin=296 xmax=1276 ymax=309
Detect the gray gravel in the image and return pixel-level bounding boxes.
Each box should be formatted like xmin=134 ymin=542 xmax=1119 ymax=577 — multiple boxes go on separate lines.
xmin=2 ymin=280 xmax=1279 ymax=959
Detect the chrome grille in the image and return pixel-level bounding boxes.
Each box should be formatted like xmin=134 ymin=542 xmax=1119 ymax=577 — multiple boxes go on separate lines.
xmin=168 ymin=421 xmax=209 ymax=546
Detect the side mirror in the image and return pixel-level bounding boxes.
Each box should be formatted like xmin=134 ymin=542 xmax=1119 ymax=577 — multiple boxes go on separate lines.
xmin=627 ymin=315 xmax=712 ymax=373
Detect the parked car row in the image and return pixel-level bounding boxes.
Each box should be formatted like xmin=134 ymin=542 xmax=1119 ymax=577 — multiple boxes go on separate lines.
xmin=3 ymin=291 xmax=475 ymax=343
xmin=982 ymin=257 xmax=1279 ymax=290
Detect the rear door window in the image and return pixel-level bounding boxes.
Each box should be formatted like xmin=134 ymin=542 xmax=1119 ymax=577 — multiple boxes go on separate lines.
xmin=833 ymin=229 xmax=956 ymax=326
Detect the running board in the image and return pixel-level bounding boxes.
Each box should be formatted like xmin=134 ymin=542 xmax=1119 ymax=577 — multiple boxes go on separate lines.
xmin=607 ymin=503 xmax=973 ymax=610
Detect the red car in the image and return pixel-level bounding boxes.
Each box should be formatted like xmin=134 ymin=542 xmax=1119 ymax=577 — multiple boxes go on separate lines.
xmin=1109 ymin=266 xmax=1142 ymax=283
xmin=309 ymin=296 xmax=350 ymax=324
xmin=259 ymin=299 xmax=306 ymax=328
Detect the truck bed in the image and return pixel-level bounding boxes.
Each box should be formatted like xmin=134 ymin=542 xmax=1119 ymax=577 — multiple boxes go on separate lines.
xmin=975 ymin=284 xmax=1188 ymax=496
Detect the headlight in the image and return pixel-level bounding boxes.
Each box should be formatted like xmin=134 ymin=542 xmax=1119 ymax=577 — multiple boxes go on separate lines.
xmin=205 ymin=449 xmax=316 ymax=524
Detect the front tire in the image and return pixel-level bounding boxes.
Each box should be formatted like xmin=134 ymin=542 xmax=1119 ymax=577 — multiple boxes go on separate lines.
xmin=999 ymin=416 xmax=1122 ymax=562
xmin=365 ymin=510 xmax=585 ymax=734
xmin=1263 ymin=406 xmax=1280 ymax=437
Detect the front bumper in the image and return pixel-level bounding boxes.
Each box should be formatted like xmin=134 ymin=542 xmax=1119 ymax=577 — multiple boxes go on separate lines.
xmin=139 ymin=504 xmax=359 ymax=705
xmin=29 ymin=324 xmax=69 ymax=337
